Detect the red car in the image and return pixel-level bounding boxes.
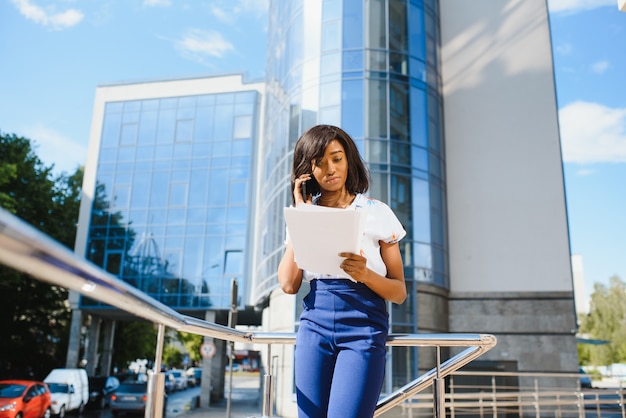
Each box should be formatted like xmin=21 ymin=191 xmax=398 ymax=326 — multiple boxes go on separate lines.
xmin=0 ymin=380 xmax=52 ymax=418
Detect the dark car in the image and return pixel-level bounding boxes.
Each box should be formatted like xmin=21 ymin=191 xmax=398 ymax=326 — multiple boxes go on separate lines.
xmin=110 ymin=382 xmax=166 ymax=417
xmin=0 ymin=380 xmax=52 ymax=418
xmin=88 ymin=376 xmax=120 ymax=409
xmin=579 ymin=367 xmax=592 ymax=389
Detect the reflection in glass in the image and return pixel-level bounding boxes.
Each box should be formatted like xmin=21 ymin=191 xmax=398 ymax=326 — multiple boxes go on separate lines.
xmin=83 ymin=91 xmax=259 ymax=310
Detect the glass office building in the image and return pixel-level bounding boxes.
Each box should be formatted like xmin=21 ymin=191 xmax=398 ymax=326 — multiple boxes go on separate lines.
xmin=82 ymin=89 xmax=260 ymax=311
xmin=252 ymin=0 xmax=446 ymax=393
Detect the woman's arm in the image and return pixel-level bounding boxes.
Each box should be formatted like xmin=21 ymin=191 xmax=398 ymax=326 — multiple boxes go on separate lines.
xmin=339 ymin=241 xmax=406 ymax=304
xmin=278 ymin=242 xmax=304 ymax=294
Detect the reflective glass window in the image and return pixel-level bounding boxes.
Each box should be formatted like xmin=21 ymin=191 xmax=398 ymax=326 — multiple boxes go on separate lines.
xmin=343 ymin=0 xmax=363 ymax=49
xmin=121 ymin=123 xmax=138 ymax=145
xmin=343 ymin=50 xmax=364 ymax=72
xmin=366 ymin=80 xmax=388 ymax=139
xmin=366 ymin=139 xmax=388 ymax=163
xmin=390 ymin=82 xmax=409 ymax=141
xmin=229 ymin=181 xmax=247 ymax=205
xmin=389 ymin=0 xmax=408 ymax=53
xmin=341 ymin=79 xmax=364 ymax=138
xmin=214 ymin=106 xmax=234 ymax=140
xmin=131 ymin=173 xmax=151 ymax=207
xmin=320 ymin=81 xmax=341 ymax=107
xmin=323 ymin=0 xmax=341 ymax=21
xmin=157 ymin=108 xmax=176 ymax=143
xmin=366 ymin=0 xmax=386 ymax=49
xmin=175 ymin=119 xmax=193 ymax=142
xmin=322 ymin=53 xmax=341 ymax=76
xmin=412 ymin=177 xmax=431 ymax=242
xmin=410 ymin=88 xmax=428 ymax=148
xmin=322 ymin=21 xmax=340 ymax=51
xmin=194 ymin=106 xmax=215 ymax=142
xmin=408 ymin=3 xmax=425 ymax=60
xmin=233 ymin=115 xmax=253 ymax=139
xmin=101 ymin=113 xmax=121 ymax=147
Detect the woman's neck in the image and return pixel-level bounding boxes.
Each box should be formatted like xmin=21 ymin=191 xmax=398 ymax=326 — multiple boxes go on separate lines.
xmin=318 ymin=190 xmax=355 ymax=208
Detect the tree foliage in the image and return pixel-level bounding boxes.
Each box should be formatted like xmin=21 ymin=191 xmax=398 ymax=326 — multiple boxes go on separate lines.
xmin=112 ymin=321 xmax=159 ymax=371
xmin=0 ymin=132 xmax=83 ymax=379
xmin=578 ymin=276 xmax=626 ymax=366
xmin=178 ymin=331 xmax=203 ymax=365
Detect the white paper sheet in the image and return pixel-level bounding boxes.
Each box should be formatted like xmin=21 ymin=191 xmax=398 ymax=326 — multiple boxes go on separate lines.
xmin=284 ymin=205 xmax=363 ymax=277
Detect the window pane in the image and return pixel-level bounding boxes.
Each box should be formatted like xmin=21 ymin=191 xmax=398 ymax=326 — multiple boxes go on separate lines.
xmin=233 ymin=115 xmax=252 ymax=139
xmin=367 ymin=80 xmax=387 ymax=138
xmin=366 ymin=0 xmax=386 ymax=49
xmin=343 ymin=0 xmax=363 ymax=49
xmin=341 ymin=79 xmax=363 ymax=138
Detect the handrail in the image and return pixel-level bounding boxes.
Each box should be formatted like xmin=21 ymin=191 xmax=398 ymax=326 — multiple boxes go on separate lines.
xmin=0 ymin=208 xmax=496 ymax=417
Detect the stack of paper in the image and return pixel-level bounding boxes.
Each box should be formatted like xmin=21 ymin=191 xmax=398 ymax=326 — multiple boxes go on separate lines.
xmin=284 ymin=205 xmax=363 ymax=276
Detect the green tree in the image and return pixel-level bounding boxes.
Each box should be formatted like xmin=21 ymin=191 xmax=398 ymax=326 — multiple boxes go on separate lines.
xmin=112 ymin=321 xmax=159 ymax=371
xmin=163 ymin=345 xmax=184 ymax=369
xmin=579 ymin=276 xmax=626 ymax=366
xmin=0 ymin=132 xmax=83 ymax=379
xmin=179 ymin=331 xmax=203 ymax=365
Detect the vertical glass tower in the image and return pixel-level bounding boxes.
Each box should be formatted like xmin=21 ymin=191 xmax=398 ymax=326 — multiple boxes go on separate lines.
xmin=253 ymin=0 xmax=446 ymax=390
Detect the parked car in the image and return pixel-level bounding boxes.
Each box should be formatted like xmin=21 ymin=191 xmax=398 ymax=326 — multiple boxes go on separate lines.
xmin=165 ymin=371 xmax=187 ymax=391
xmin=579 ymin=367 xmax=592 ymax=388
xmin=163 ymin=373 xmax=176 ymax=394
xmin=110 ymin=382 xmax=166 ymax=417
xmin=184 ymin=368 xmax=200 ymax=387
xmin=88 ymin=376 xmax=120 ymax=409
xmin=44 ymin=368 xmax=89 ymax=417
xmin=0 ymin=380 xmax=52 ymax=418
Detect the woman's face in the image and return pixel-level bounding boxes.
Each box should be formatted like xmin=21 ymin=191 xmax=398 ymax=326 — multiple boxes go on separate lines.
xmin=312 ymin=139 xmax=348 ymax=193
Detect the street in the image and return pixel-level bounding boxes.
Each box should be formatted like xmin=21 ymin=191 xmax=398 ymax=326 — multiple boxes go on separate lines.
xmin=80 ymin=386 xmax=201 ymax=418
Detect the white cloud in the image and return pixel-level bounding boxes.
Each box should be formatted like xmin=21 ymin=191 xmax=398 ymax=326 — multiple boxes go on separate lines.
xmin=23 ymin=124 xmax=87 ymax=175
xmin=591 ymin=60 xmax=610 ymax=74
xmin=554 ymin=42 xmax=573 ymax=56
xmin=11 ymin=0 xmax=83 ymax=30
xmin=143 ymin=0 xmax=171 ymax=7
xmin=176 ymin=29 xmax=234 ymax=59
xmin=548 ymin=0 xmax=616 ymax=14
xmin=210 ymin=0 xmax=268 ymax=21
xmin=559 ymin=101 xmax=626 ymax=164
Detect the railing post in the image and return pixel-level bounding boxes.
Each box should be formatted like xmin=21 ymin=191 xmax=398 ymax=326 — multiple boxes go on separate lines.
xmin=226 ymin=278 xmax=238 ymax=418
xmin=146 ymin=323 xmax=166 ymax=418
xmin=433 ymin=345 xmax=445 ymax=418
xmin=491 ymin=375 xmax=497 ymax=417
xmin=534 ymin=378 xmax=540 ymax=418
xmin=262 ymin=344 xmax=274 ymax=417
xmin=619 ymin=382 xmax=625 ymax=418
xmin=449 ymin=375 xmax=456 ymax=418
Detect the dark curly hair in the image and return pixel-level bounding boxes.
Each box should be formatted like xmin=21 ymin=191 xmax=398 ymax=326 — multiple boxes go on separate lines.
xmin=291 ymin=125 xmax=369 ymax=204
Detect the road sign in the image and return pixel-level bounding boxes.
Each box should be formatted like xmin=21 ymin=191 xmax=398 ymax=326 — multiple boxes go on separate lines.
xmin=200 ymin=341 xmax=217 ymax=359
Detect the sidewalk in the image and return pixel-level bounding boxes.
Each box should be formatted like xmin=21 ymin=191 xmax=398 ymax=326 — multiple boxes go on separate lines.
xmin=183 ymin=373 xmax=265 ymax=418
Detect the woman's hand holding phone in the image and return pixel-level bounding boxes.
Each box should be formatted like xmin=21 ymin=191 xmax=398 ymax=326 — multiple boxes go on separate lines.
xmin=295 ymin=174 xmax=312 ymax=206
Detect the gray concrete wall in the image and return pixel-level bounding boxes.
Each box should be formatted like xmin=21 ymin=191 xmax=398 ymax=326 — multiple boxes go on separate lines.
xmin=449 ymin=291 xmax=579 ymax=372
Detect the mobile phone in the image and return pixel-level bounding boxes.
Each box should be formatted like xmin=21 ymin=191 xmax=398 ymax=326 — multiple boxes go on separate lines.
xmin=301 ymin=181 xmax=307 ymax=201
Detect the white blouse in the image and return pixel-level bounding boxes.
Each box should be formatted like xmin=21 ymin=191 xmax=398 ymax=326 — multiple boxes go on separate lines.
xmin=301 ymin=193 xmax=406 ymax=281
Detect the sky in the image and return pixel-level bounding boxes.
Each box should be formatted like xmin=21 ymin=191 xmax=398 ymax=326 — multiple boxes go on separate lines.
xmin=0 ymin=0 xmax=624 ymax=305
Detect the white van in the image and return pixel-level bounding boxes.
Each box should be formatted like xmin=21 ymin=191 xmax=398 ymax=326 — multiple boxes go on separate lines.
xmin=44 ymin=368 xmax=89 ymax=417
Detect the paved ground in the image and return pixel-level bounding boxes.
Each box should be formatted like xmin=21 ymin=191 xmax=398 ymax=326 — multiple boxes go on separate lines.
xmin=180 ymin=373 xmax=407 ymax=418
xmin=183 ymin=373 xmax=264 ymax=418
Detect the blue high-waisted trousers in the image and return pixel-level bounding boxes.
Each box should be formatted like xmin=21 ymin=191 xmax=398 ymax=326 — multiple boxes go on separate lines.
xmin=295 ymin=279 xmax=389 ymax=418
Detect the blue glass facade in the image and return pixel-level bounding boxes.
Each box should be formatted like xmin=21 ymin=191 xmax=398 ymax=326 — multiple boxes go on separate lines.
xmin=81 ymin=90 xmax=261 ymax=311
xmin=255 ymin=0 xmax=446 ymax=389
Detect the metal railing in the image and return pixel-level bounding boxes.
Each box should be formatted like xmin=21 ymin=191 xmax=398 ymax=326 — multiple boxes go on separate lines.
xmin=0 ymin=208 xmax=496 ymax=417
xmin=401 ymin=371 xmax=626 ymax=417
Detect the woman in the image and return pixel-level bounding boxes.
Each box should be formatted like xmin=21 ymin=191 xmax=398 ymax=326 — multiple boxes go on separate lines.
xmin=278 ymin=124 xmax=406 ymax=418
